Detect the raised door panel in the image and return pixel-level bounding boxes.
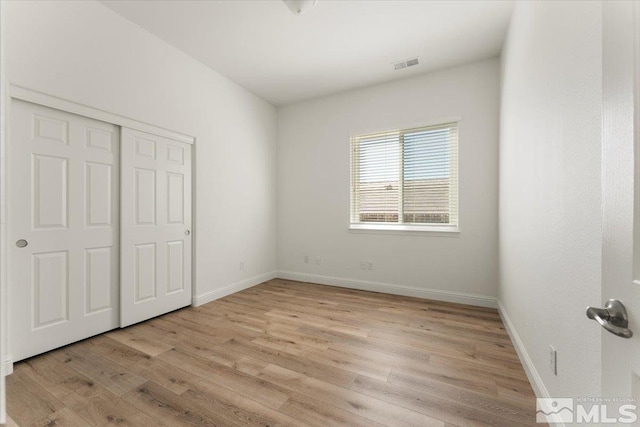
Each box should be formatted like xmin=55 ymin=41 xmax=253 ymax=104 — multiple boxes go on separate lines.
xmin=33 ymin=114 xmax=69 ymax=145
xmin=85 ymin=162 xmax=112 ymax=227
xmin=134 ymin=243 xmax=156 ymax=302
xmin=135 ymin=168 xmax=156 ymax=226
xmin=135 ymin=137 xmax=156 ymax=159
xmin=86 ymin=127 xmax=113 ymax=152
xmin=33 ymin=251 xmax=69 ymax=329
xmin=167 ymin=144 xmax=184 ymax=165
xmin=167 ymin=173 xmax=184 ymax=224
xmin=33 ymin=155 xmax=68 ymax=229
xmin=166 ymin=241 xmax=184 ymax=294
xmin=85 ymin=247 xmax=112 ymax=314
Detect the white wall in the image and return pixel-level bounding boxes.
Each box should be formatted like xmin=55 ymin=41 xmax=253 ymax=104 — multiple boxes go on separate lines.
xmin=499 ymin=1 xmax=602 ymax=398
xmin=277 ymin=59 xmax=500 ymax=305
xmin=5 ymin=1 xmax=277 ymax=306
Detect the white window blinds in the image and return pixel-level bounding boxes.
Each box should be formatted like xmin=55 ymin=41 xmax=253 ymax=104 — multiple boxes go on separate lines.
xmin=350 ymin=122 xmax=458 ymax=227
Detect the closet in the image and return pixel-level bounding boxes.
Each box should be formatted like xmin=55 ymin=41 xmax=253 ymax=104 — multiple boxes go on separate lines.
xmin=8 ymin=98 xmax=193 ymax=361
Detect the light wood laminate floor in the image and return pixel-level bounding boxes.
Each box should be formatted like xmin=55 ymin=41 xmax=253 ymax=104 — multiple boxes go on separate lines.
xmin=7 ymin=279 xmax=540 ymax=426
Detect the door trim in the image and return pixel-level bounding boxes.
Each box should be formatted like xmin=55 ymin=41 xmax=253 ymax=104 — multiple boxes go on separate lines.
xmin=0 ymin=1 xmax=7 ymax=424
xmin=0 ymin=87 xmax=196 ymax=373
xmin=634 ymin=1 xmax=640 ymax=284
xmin=9 ymin=85 xmax=195 ymax=145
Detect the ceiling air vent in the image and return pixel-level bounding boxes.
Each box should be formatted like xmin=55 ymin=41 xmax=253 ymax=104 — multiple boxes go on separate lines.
xmin=393 ymin=62 xmax=407 ymax=71
xmin=405 ymin=58 xmax=419 ymax=67
xmin=393 ymin=57 xmax=419 ymax=71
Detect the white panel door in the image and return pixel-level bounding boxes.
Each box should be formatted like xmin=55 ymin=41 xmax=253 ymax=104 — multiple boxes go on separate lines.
xmin=120 ymin=128 xmax=191 ymax=327
xmin=599 ymin=1 xmax=640 ymax=411
xmin=9 ymin=100 xmax=119 ymax=361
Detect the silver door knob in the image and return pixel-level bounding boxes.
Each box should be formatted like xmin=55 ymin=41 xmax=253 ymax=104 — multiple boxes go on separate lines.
xmin=185 ymin=230 xmax=190 ymax=236
xmin=15 ymin=239 xmax=28 ymax=248
xmin=586 ymin=299 xmax=633 ymax=339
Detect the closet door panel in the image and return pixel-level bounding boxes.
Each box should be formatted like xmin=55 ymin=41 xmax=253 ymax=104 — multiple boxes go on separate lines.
xmin=120 ymin=128 xmax=192 ymax=327
xmin=9 ymin=100 xmax=119 ymax=362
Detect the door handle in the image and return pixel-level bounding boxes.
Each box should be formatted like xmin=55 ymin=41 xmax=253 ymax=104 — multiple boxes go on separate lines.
xmin=586 ymin=299 xmax=633 ymax=339
xmin=15 ymin=239 xmax=28 ymax=248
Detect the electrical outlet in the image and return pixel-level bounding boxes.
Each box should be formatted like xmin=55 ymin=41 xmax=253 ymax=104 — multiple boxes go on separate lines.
xmin=366 ymin=261 xmax=373 ymax=271
xmin=304 ymin=255 xmax=309 ymax=264
xmin=239 ymin=261 xmax=245 ymax=271
xmin=549 ymin=345 xmax=557 ymax=375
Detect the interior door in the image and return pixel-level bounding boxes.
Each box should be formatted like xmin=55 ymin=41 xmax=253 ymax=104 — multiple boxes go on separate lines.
xmin=120 ymin=128 xmax=192 ymax=327
xmin=9 ymin=99 xmax=120 ymax=361
xmin=598 ymin=0 xmax=640 ymax=411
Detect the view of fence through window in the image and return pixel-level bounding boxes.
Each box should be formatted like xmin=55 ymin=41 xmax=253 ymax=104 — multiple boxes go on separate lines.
xmin=351 ymin=122 xmax=458 ymax=226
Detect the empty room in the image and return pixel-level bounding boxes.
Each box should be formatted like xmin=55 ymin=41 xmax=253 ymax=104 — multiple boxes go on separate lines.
xmin=0 ymin=0 xmax=637 ymax=426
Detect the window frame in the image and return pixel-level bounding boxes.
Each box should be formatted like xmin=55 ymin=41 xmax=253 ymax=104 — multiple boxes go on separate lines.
xmin=349 ymin=119 xmax=460 ymax=234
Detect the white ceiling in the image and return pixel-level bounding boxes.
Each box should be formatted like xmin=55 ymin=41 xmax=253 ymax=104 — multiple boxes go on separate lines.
xmin=100 ymin=0 xmax=513 ymax=106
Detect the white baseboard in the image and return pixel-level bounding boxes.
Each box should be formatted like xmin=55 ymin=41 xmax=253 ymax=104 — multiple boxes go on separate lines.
xmin=192 ymin=271 xmax=277 ymax=307
xmin=498 ymin=300 xmax=550 ymax=397
xmin=498 ymin=300 xmax=563 ymax=427
xmin=2 ymin=355 xmax=12 ymax=376
xmin=276 ymin=271 xmax=497 ymax=308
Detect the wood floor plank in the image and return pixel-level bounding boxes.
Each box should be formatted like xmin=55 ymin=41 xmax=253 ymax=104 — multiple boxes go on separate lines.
xmin=301 ymin=346 xmax=392 ymax=382
xmin=281 ymin=392 xmax=384 ymax=427
xmin=105 ymin=327 xmax=174 ymax=357
xmin=7 ymin=279 xmax=540 ymax=427
xmin=185 ymin=378 xmax=306 ymax=427
xmin=63 ymin=384 xmax=168 ymax=426
xmin=124 ymin=380 xmax=233 ymax=427
xmin=262 ymin=323 xmax=332 ymax=351
xmin=18 ymin=350 xmax=97 ymax=401
xmin=157 ymin=347 xmax=287 ymax=410
xmin=75 ymin=335 xmax=154 ymax=370
xmin=297 ymin=325 xmax=433 ymax=363
xmin=81 ymin=336 xmax=202 ymax=395
xmin=50 ymin=346 xmax=147 ymax=397
xmin=351 ymin=374 xmax=534 ymax=427
xmin=5 ymin=416 xmax=19 ymax=427
xmin=388 ymin=365 xmax=499 ymax=397
xmin=31 ymin=407 xmax=95 ymax=427
xmin=224 ymin=337 xmax=359 ymax=388
xmin=429 ymin=353 xmax=532 ymax=381
xmin=6 ymin=366 xmax=65 ymax=426
xmin=258 ymin=363 xmax=445 ymax=427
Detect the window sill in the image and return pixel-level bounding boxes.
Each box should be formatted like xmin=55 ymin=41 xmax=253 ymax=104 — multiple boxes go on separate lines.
xmin=348 ymin=223 xmax=460 ymax=236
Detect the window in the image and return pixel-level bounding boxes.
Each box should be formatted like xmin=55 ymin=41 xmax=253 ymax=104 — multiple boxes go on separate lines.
xmin=350 ymin=122 xmax=458 ymax=231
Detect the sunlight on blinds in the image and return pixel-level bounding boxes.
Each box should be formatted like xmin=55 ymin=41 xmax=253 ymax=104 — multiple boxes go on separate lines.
xmin=351 ymin=122 xmax=458 ymax=227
